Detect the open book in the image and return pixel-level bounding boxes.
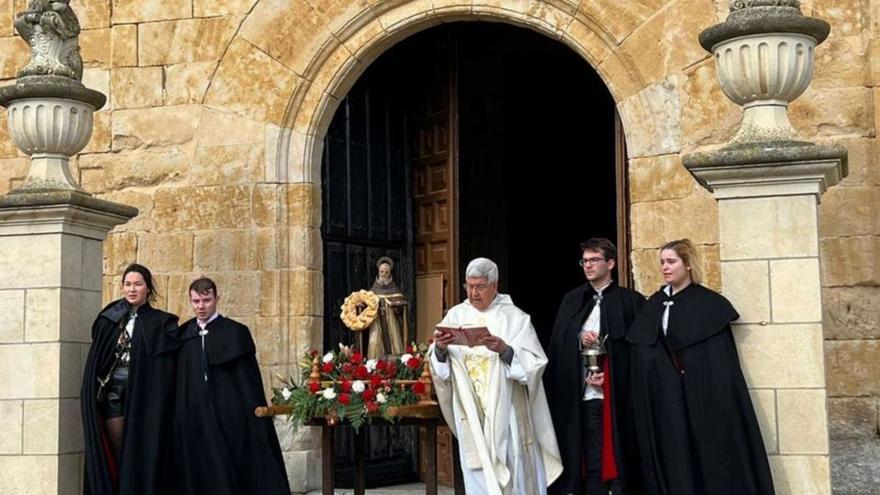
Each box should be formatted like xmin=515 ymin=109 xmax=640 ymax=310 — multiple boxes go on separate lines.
xmin=435 ymin=325 xmax=491 ymax=347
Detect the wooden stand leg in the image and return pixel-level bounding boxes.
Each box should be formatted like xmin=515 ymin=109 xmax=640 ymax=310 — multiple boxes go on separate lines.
xmin=354 ymin=427 xmax=366 ymax=495
xmin=322 ymin=425 xmax=335 ymax=495
xmin=452 ymin=436 xmax=465 ymax=495
xmin=424 ymin=423 xmax=438 ymax=495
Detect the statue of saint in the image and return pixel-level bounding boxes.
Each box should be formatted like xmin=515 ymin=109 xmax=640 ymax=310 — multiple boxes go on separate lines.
xmin=366 ymin=257 xmax=409 ymax=359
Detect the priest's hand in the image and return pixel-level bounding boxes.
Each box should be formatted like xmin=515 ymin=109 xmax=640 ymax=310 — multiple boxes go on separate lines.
xmin=581 ymin=331 xmax=599 ymax=346
xmin=482 ymin=335 xmax=508 ymax=354
xmin=433 ymin=329 xmax=455 ymax=350
xmin=587 ymin=372 xmax=605 ymax=387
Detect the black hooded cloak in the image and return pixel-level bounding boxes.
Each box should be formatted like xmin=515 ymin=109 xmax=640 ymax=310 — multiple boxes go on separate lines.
xmin=173 ymin=315 xmax=290 ymax=495
xmin=544 ymin=281 xmax=646 ymax=494
xmin=81 ymin=299 xmax=180 ymax=495
xmin=626 ymin=284 xmax=775 ymax=495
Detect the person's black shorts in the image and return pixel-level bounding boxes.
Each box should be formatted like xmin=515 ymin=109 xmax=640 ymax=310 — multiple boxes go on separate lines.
xmin=98 ymin=365 xmax=129 ymax=419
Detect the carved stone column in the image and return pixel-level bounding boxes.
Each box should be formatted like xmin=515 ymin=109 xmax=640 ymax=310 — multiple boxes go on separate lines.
xmin=684 ymin=2 xmax=844 ymax=494
xmin=0 ymin=3 xmax=136 ymax=493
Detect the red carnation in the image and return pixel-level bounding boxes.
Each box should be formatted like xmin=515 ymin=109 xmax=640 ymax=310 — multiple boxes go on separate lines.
xmin=376 ymin=360 xmax=387 ymax=370
xmin=355 ymin=365 xmax=368 ymax=379
xmin=406 ymin=345 xmax=414 ymax=354
xmin=341 ymin=380 xmax=352 ymax=393
xmin=341 ymin=363 xmax=352 ymax=374
xmin=370 ymin=375 xmax=382 ymax=387
xmin=309 ymin=349 xmax=318 ymax=357
xmin=363 ymin=389 xmax=376 ymax=401
xmin=321 ymin=362 xmax=334 ymax=373
xmin=412 ymin=381 xmax=426 ymax=395
xmin=406 ymin=357 xmax=420 ymax=369
xmin=309 ymin=382 xmax=320 ymax=393
xmin=351 ymin=352 xmax=363 ymax=364
xmin=385 ymin=363 xmax=397 ymax=377
xmin=365 ymin=401 xmax=379 ymax=413
xmin=338 ymin=393 xmax=350 ymax=405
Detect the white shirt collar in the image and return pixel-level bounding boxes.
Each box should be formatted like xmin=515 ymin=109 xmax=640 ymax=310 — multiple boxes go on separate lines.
xmin=197 ymin=311 xmax=220 ymax=329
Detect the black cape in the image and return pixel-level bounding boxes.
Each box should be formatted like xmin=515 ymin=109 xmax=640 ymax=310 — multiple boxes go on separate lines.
xmin=626 ymin=284 xmax=775 ymax=495
xmin=81 ymin=300 xmax=180 ymax=495
xmin=174 ymin=316 xmax=290 ymax=495
xmin=544 ymin=281 xmax=646 ymax=494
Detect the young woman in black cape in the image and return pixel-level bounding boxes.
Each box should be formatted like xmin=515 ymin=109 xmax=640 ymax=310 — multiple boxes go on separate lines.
xmin=626 ymin=239 xmax=775 ymax=495
xmin=81 ymin=264 xmax=180 ymax=495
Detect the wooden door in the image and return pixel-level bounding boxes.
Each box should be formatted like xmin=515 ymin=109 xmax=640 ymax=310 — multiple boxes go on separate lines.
xmin=321 ymin=57 xmax=419 ymax=487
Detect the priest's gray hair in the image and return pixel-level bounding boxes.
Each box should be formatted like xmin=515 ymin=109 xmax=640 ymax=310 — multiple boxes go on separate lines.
xmin=465 ymin=257 xmax=499 ymax=284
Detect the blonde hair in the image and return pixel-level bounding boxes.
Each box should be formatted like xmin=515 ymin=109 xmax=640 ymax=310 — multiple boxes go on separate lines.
xmin=661 ymin=239 xmax=703 ymax=285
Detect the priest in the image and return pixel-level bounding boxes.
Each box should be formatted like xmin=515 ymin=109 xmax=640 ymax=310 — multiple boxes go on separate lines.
xmin=430 ymin=257 xmax=562 ymax=495
xmin=544 ymin=238 xmax=646 ymax=495
xmin=173 ymin=277 xmax=290 ymax=494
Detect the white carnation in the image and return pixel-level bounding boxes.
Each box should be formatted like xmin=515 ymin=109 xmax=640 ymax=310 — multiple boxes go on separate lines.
xmin=322 ymin=351 xmax=335 ymax=363
xmin=322 ymin=387 xmax=337 ymax=400
xmin=376 ymin=392 xmax=387 ymax=404
xmin=365 ymin=359 xmax=378 ymax=372
xmin=400 ymin=353 xmax=413 ymax=363
xmin=352 ymin=380 xmax=366 ymax=393
xmin=281 ymin=387 xmax=292 ymax=400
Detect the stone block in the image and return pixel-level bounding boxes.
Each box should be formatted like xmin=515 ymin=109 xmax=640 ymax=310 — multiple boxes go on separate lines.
xmin=97 ymin=190 xmax=152 ymax=232
xmin=25 ymin=288 xmax=60 ymax=342
xmin=239 ymin=0 xmax=328 ymax=76
xmin=82 ymin=238 xmax=105 ymax=291
xmin=375 ymin=0 xmax=433 ymax=32
xmin=0 ymin=113 xmax=24 ymax=159
xmin=0 ymin=157 xmax=28 ymax=194
xmin=81 ymin=67 xmax=110 ymax=110
xmin=750 ymin=389 xmax=778 ymax=454
xmin=563 ymin=11 xmax=612 ymax=67
xmin=0 ymin=235 xmax=63 ymax=290
xmin=822 ymin=287 xmax=880 ymax=340
xmin=789 ymin=86 xmax=873 ymax=139
xmin=820 ymin=236 xmax=880 ymax=287
xmin=194 ymin=0 xmax=254 ymax=16
xmin=111 ymin=24 xmax=137 ymax=67
xmin=628 ymin=154 xmax=696 ymax=203
xmin=812 ymin=0 xmax=869 ymax=38
xmin=770 ymin=259 xmax=822 ymax=324
xmin=59 ymin=453 xmax=81 ymax=495
xmin=680 ymin=59 xmax=740 ymax=147
xmin=256 ymin=228 xmax=282 ymax=270
xmin=777 ymin=389 xmax=830 ymax=455
xmin=112 ymin=105 xmax=202 ymax=150
xmin=111 ymin=66 xmax=163 ymax=109
xmin=252 ymin=184 xmax=282 ymax=226
xmin=575 ymin=0 xmax=664 ymax=44
xmin=103 ymin=231 xmax=138 ymax=276
xmin=290 ymin=315 xmax=322 ymax=354
xmin=813 ymin=34 xmax=869 ymax=89
xmin=734 ymin=323 xmax=826 ymax=389
xmin=283 ymin=448 xmax=321 ymax=492
xmin=719 ymin=195 xmax=818 ymax=260
xmin=112 ymin=0 xmax=193 ymax=23
xmin=60 ymin=234 xmax=85 ymax=289
xmin=618 ymin=75 xmax=682 ymax=158
xmin=82 ymin=112 xmax=112 ymax=155
xmin=630 ymin=193 xmax=719 ymax=248
xmin=81 ymin=148 xmax=189 ymax=191
xmin=289 ymin=226 xmax=322 ymax=271
xmin=192 ymin=144 xmax=264 ymax=186
xmin=2 ymin=0 xmax=12 ymax=37
xmin=59 ymin=342 xmax=85 ymax=398
xmin=23 ymin=400 xmax=59 ymax=454
xmin=291 ymin=269 xmax=323 ymax=317
xmin=198 ymin=108 xmax=266 ymax=147
xmin=165 ymin=61 xmax=215 ymax=105
xmin=154 ymin=185 xmax=252 ymax=230
xmin=721 ymin=260 xmax=770 ymax=324
xmin=80 ymin=28 xmax=111 ymax=69
xmin=825 ymin=340 xmax=880 ymax=397
xmin=71 ymin=0 xmax=112 ymax=29
xmin=204 ymin=37 xmax=301 ymax=126
xmin=138 ymin=232 xmax=194 ymax=273
xmin=0 ymin=343 xmax=60 ymax=399
xmin=0 ymin=455 xmax=58 ymax=495
xmin=618 ymin=0 xmax=713 ymax=85
xmin=0 ymin=289 xmax=25 ymax=343
xmin=834 ymin=138 xmax=878 ymax=187
xmin=0 ymin=35 xmax=29 ymax=80
xmin=193 ymin=230 xmax=257 ymax=272
xmin=139 ymin=16 xmax=241 ymax=66
xmin=828 ymin=397 xmax=878 ymax=439
xmin=255 ymin=316 xmax=286 ymax=366
xmin=0 ymin=400 xmax=22 ymax=454
xmin=260 ymin=270 xmax=280 ymax=316
xmin=769 ymin=454 xmax=831 ymax=495
xmin=818 ymin=186 xmax=880 ymax=237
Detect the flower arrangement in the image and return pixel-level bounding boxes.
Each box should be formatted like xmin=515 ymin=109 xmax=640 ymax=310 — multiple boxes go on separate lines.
xmin=272 ymin=343 xmax=432 ymax=430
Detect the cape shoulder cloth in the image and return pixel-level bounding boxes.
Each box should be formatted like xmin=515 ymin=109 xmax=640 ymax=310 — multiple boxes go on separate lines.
xmin=429 ymin=294 xmax=562 ymax=495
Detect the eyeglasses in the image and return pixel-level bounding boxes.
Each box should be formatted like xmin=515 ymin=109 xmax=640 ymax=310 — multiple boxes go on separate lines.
xmin=462 ymin=283 xmax=490 ymax=293
xmin=579 ymin=257 xmax=606 ymax=267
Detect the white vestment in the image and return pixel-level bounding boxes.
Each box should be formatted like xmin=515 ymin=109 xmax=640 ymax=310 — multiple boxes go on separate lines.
xmin=429 ymin=294 xmax=562 ymax=495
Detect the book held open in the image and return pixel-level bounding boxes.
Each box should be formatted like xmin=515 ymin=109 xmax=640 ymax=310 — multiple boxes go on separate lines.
xmin=435 ymin=325 xmax=491 ymax=347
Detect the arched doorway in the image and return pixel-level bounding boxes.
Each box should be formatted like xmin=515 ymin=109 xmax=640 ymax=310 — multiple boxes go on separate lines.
xmin=320 ymin=22 xmax=623 ymax=488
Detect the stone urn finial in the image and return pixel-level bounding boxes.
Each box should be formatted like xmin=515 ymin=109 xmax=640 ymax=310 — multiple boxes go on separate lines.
xmin=699 ymin=0 xmax=829 ymax=145
xmin=0 ymin=0 xmax=105 ymax=195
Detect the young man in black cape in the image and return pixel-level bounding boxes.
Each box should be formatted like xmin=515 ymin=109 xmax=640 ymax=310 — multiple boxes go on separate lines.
xmin=81 ymin=264 xmax=180 ymax=495
xmin=626 ymin=239 xmax=774 ymax=495
xmin=174 ymin=277 xmax=290 ymax=494
xmin=544 ymin=238 xmax=646 ymax=495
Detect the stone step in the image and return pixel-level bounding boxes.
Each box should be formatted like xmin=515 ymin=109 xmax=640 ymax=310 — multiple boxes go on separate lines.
xmin=832 ymin=438 xmax=880 ymax=495
xmin=306 ymin=483 xmax=455 ymax=495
